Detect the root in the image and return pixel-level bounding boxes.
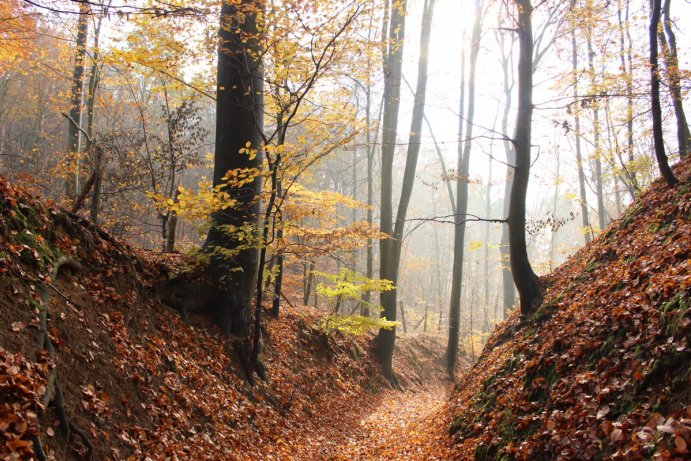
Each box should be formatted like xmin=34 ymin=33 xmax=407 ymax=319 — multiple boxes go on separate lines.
xmin=32 ymin=435 xmax=48 ymax=461
xmin=33 ymin=258 xmax=93 ymax=460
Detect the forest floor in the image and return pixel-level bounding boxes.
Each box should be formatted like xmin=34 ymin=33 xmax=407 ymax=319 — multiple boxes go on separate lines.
xmin=329 ymin=383 xmax=454 ymax=461
xmin=5 ymin=156 xmax=687 ymax=460
xmin=0 ymin=176 xmax=465 ymax=460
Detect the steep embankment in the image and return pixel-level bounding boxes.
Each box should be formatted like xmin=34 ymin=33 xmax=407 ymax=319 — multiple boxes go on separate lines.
xmin=0 ymin=179 xmax=457 ymax=460
xmin=448 ymin=159 xmax=690 ymax=460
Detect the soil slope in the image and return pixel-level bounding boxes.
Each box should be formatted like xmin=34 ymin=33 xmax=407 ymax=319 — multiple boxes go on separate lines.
xmin=0 ymin=179 xmax=459 ymax=460
xmin=448 ymin=159 xmax=690 ymax=460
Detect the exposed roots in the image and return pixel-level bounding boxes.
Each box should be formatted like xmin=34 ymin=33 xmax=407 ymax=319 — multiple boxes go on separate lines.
xmin=33 ymin=257 xmax=93 ymax=460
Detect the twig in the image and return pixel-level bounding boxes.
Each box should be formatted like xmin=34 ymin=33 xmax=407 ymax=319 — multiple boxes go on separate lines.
xmin=61 ymin=112 xmax=92 ymax=145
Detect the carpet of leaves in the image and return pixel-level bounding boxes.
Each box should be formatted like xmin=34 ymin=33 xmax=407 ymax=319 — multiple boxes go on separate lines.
xmin=447 ymin=159 xmax=691 ymax=460
xmin=0 ymin=176 xmax=464 ymax=460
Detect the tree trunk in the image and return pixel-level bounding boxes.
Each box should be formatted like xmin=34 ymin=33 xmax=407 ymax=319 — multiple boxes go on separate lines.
xmin=303 ymin=260 xmax=315 ymax=306
xmin=570 ymin=2 xmax=593 ymax=243
xmin=510 ymin=0 xmax=542 ymax=318
xmin=586 ymin=23 xmax=607 ymax=231
xmin=165 ymin=186 xmax=180 ymax=253
xmin=616 ymin=0 xmax=639 ymax=195
xmin=376 ymin=0 xmax=408 ymax=381
xmin=399 ymin=302 xmax=407 ymax=334
xmin=204 ymin=0 xmax=265 ymax=338
xmin=549 ymin=147 xmax=560 ymax=270
xmin=86 ymin=10 xmax=104 ymax=223
xmin=659 ymin=0 xmax=690 ymax=158
xmin=649 ymin=0 xmax=678 ymax=187
xmin=446 ymin=0 xmax=481 ymax=377
xmin=497 ymin=22 xmax=516 ymax=319
xmin=65 ymin=3 xmax=89 ymax=200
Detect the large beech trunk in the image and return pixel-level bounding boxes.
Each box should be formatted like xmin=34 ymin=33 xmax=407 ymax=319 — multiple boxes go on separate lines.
xmin=203 ymin=0 xmax=265 ymax=338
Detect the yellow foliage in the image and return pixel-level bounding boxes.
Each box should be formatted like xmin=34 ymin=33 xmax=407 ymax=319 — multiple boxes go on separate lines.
xmin=0 ymin=0 xmax=36 ymax=72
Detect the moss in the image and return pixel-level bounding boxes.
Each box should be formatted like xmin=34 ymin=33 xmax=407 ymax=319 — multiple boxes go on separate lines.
xmin=14 ymin=229 xmax=61 ymax=271
xmin=631 ymin=349 xmax=690 ymax=411
xmin=620 ymin=201 xmax=644 ymax=228
xmin=474 ymin=409 xmax=539 ymax=460
xmin=659 ymin=293 xmax=689 ymax=337
xmin=6 ymin=201 xmax=61 ymax=272
xmin=524 ymin=363 xmax=558 ymax=404
xmin=532 ymin=294 xmax=563 ymax=323
xmin=585 ymin=334 xmax=618 ymax=370
xmin=474 ymin=441 xmax=503 ymax=460
xmin=584 ymin=259 xmax=599 ymax=273
xmin=451 ymin=355 xmax=524 ymax=438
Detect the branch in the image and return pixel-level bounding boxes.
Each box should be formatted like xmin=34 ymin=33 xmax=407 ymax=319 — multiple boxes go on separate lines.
xmin=403 ymin=213 xmax=506 ymax=241
xmin=61 ymin=112 xmax=92 ymax=145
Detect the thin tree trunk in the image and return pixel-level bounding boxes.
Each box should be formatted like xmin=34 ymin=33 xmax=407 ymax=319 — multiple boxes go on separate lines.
xmin=510 ymin=0 xmax=542 ymax=318
xmin=165 ymin=186 xmax=180 ymax=253
xmin=497 ymin=22 xmax=516 ymax=319
xmin=271 ymin=117 xmax=286 ymax=319
xmin=304 ymin=260 xmax=315 ymax=305
xmin=616 ymin=0 xmax=639 ymax=195
xmin=659 ymin=0 xmax=690 ymax=158
xmin=586 ymin=22 xmax=607 ymax=231
xmin=550 ymin=149 xmax=560 ymax=270
xmin=423 ymin=303 xmax=428 ymax=332
xmin=65 ymin=3 xmax=90 ymax=199
xmin=649 ymin=0 xmax=678 ymax=187
xmin=570 ymin=2 xmax=593 ymax=243
xmin=446 ymin=0 xmax=481 ymax=377
xmin=85 ymin=9 xmax=105 ymax=223
xmin=399 ymin=302 xmax=407 ymax=334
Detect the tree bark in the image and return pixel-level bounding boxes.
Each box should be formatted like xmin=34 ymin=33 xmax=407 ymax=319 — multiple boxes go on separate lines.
xmin=497 ymin=22 xmax=516 ymax=319
xmin=649 ymin=0 xmax=678 ymax=187
xmin=376 ymin=0 xmax=408 ymax=380
xmin=165 ymin=186 xmax=180 ymax=253
xmin=586 ymin=23 xmax=607 ymax=231
xmin=659 ymin=0 xmax=690 ymax=158
xmin=204 ymin=0 xmax=265 ymax=338
xmin=399 ymin=302 xmax=407 ymax=334
xmin=446 ymin=0 xmax=481 ymax=377
xmin=65 ymin=3 xmax=89 ymax=199
xmin=85 ymin=9 xmax=104 ymax=223
xmin=376 ymin=0 xmax=435 ymax=380
xmin=616 ymin=0 xmax=639 ymax=196
xmin=570 ymin=1 xmax=593 ymax=243
xmin=510 ymin=0 xmax=542 ymax=318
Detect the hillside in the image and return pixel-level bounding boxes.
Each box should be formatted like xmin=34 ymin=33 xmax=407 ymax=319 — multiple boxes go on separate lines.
xmin=1 ymin=160 xmax=688 ymax=461
xmin=0 ymin=179 xmax=461 ymax=460
xmin=448 ymin=158 xmax=690 ymax=460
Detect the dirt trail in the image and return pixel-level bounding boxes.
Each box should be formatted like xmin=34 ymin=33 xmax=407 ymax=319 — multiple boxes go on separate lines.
xmin=322 ymin=383 xmax=455 ymax=461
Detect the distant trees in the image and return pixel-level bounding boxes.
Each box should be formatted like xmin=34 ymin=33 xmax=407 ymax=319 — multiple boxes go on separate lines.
xmin=3 ymin=0 xmax=690 ymax=385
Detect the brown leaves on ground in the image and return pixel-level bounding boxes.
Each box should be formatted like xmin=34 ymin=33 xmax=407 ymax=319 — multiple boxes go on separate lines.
xmin=0 ymin=348 xmax=48 ymax=458
xmin=447 ymin=158 xmax=691 ymax=460
xmin=0 ymin=175 xmax=466 ymax=460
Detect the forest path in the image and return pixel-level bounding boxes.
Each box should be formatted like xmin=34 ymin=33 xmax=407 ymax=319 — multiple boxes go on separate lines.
xmin=322 ymin=382 xmax=455 ymax=461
